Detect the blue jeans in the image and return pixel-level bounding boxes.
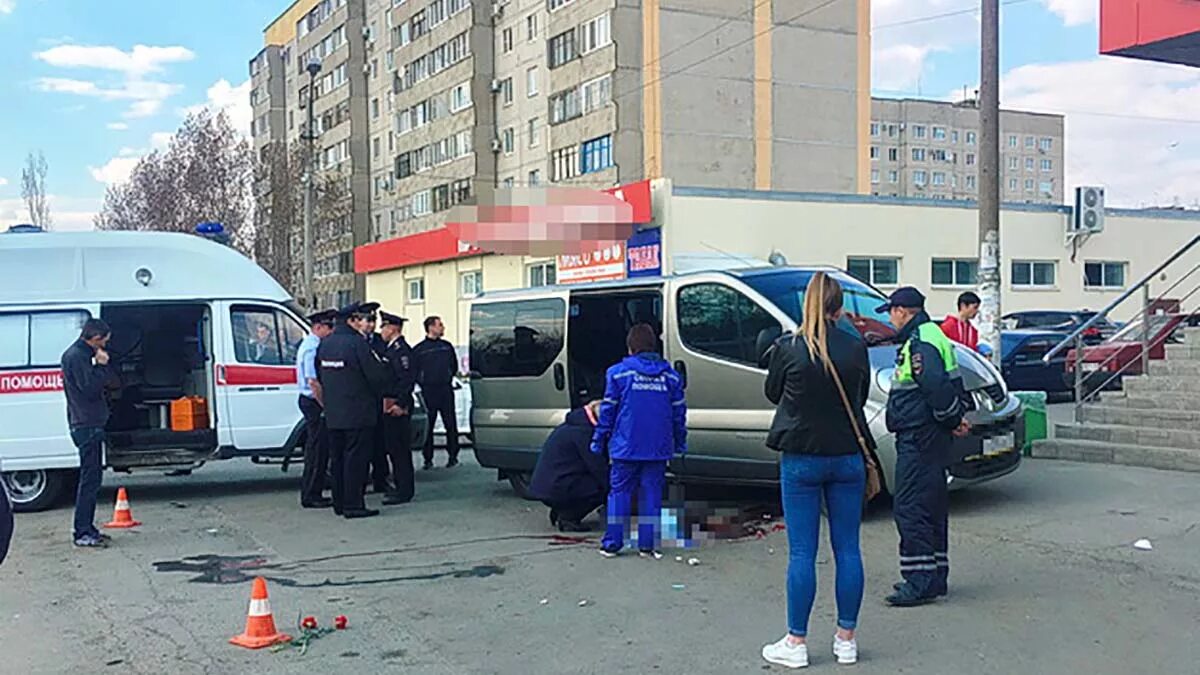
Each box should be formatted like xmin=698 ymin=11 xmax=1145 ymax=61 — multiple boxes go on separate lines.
xmin=602 ymin=459 xmax=667 ymax=551
xmin=70 ymin=427 xmax=105 ymax=541
xmin=780 ymin=452 xmax=866 ymax=637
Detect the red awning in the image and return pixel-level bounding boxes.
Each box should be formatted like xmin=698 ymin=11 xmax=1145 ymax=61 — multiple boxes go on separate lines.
xmin=1101 ymin=0 xmax=1200 ymax=67
xmin=355 ymin=226 xmax=484 ymax=275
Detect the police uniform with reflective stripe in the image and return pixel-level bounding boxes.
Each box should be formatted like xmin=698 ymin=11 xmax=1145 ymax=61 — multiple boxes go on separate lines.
xmin=886 ymin=311 xmax=970 ymax=599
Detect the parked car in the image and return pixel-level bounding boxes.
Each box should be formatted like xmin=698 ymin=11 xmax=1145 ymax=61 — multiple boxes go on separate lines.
xmin=469 ymin=267 xmax=1023 ymax=504
xmin=1065 ymin=313 xmax=1190 ymax=395
xmin=1003 ymin=310 xmax=1116 ymax=345
xmin=999 ymin=330 xmax=1073 ymax=393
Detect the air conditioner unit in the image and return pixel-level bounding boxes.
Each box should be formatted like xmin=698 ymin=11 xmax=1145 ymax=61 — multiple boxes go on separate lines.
xmin=362 ymin=64 xmax=372 ymax=75
xmin=491 ymin=2 xmax=506 ymax=18
xmin=362 ymin=26 xmax=373 ymax=39
xmin=1073 ymin=186 xmax=1106 ymax=234
xmin=489 ymin=79 xmax=502 ymax=93
xmin=490 ymin=138 xmax=501 ymax=152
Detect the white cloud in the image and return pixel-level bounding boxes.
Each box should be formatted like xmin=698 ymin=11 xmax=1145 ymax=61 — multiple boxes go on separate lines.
xmin=35 ymin=44 xmax=194 ymax=77
xmin=1040 ymin=0 xmax=1097 ymax=27
xmin=871 ymin=0 xmax=981 ymax=96
xmin=123 ymin=99 xmax=163 ymax=118
xmin=0 ymin=177 xmax=8 ymax=187
xmin=1002 ymin=57 xmax=1200 ymax=207
xmin=89 ymin=157 xmax=140 ymax=186
xmin=0 ymin=0 xmax=14 ymax=15
xmin=183 ymin=79 xmax=253 ymax=136
xmin=0 ymin=196 xmax=100 ymax=232
xmin=107 ymin=122 xmax=129 ymax=131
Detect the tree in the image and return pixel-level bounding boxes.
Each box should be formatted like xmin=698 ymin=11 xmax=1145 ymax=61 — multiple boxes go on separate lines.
xmin=21 ymin=151 xmax=52 ymax=229
xmin=95 ymin=110 xmax=254 ymax=253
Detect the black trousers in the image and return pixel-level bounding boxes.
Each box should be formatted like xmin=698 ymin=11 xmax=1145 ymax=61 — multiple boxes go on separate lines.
xmin=543 ymin=495 xmax=605 ymax=524
xmin=423 ymin=388 xmax=459 ymax=463
xmin=328 ymin=427 xmax=373 ymax=513
xmin=370 ymin=410 xmax=389 ymax=490
xmin=893 ymin=425 xmax=951 ymax=596
xmin=298 ymin=395 xmax=329 ymax=504
xmin=383 ymin=413 xmax=415 ymax=502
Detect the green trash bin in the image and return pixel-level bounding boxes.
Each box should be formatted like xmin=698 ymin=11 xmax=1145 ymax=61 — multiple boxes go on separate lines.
xmin=1013 ymin=391 xmax=1047 ymax=456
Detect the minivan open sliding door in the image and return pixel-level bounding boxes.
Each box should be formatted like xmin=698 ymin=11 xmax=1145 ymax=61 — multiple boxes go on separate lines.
xmin=469 ymin=291 xmax=571 ymax=469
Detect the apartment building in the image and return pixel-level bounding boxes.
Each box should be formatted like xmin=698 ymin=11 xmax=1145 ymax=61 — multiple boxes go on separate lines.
xmin=253 ymin=0 xmax=869 ymax=300
xmin=869 ymin=97 xmax=1066 ymax=205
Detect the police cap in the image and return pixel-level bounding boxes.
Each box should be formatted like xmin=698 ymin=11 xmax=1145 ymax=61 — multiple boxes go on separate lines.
xmin=307 ymin=309 xmax=337 ymax=325
xmin=337 ymin=302 xmax=364 ymax=319
xmin=359 ymin=301 xmax=381 ymax=321
xmin=380 ymin=311 xmax=407 ymax=327
xmin=875 ymin=286 xmax=926 ymax=313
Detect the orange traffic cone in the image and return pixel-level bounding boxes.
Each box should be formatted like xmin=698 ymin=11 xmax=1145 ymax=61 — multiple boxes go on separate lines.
xmin=230 ymin=577 xmax=292 ymax=649
xmin=103 ymin=487 xmax=141 ymax=529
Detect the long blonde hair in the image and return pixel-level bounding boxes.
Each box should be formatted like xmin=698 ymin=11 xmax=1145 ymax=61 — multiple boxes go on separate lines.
xmin=799 ymin=272 xmax=844 ymax=375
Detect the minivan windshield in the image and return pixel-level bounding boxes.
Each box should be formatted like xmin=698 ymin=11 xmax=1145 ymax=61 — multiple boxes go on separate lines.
xmin=741 ymin=269 xmax=898 ymax=345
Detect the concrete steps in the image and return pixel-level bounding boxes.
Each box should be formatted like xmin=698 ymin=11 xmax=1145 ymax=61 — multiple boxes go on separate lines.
xmin=1148 ymin=360 xmax=1200 ymax=376
xmin=1055 ymin=422 xmax=1200 ymax=450
xmin=1124 ymin=375 xmax=1200 ymax=394
xmin=1102 ymin=393 xmax=1195 ymax=412
xmin=1032 ymin=438 xmax=1200 ymax=473
xmin=1078 ymin=404 xmax=1200 ymax=431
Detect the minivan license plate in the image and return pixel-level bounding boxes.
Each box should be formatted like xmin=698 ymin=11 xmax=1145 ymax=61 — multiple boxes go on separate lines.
xmin=983 ymin=433 xmax=1015 ymax=457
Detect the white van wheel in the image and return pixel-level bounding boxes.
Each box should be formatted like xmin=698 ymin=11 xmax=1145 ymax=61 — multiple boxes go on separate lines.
xmin=2 ymin=470 xmax=69 ymax=513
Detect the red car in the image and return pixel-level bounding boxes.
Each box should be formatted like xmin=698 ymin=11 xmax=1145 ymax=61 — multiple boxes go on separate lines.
xmin=1065 ymin=313 xmax=1188 ymax=391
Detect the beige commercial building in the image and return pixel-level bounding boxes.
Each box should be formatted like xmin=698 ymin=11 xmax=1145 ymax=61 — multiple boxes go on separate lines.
xmin=361 ymin=180 xmax=1200 ymax=347
xmin=870 ymin=97 xmax=1066 ymax=205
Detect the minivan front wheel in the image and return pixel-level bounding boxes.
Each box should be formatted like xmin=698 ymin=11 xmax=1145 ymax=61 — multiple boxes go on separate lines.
xmin=2 ymin=469 xmax=70 ymax=513
xmin=506 ymin=471 xmax=536 ymax=501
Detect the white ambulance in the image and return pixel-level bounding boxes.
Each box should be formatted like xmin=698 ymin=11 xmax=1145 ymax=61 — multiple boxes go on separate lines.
xmin=0 ymin=230 xmax=425 ymax=511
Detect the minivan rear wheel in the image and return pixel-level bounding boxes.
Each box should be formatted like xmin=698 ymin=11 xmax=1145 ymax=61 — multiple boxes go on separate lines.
xmin=2 ymin=469 xmax=71 ymax=513
xmin=506 ymin=471 xmax=536 ymax=501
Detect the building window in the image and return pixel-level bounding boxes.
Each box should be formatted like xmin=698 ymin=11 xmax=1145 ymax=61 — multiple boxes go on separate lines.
xmin=869 ymin=146 xmax=879 ymax=160
xmin=869 ymin=122 xmax=879 ymax=136
xmin=1025 ymin=135 xmax=1035 ymax=148
xmin=408 ymin=278 xmax=425 ymax=303
xmin=502 ymin=127 xmax=515 ymax=154
xmin=526 ymin=66 xmax=539 ymax=96
xmin=1084 ymin=261 xmax=1126 ymax=289
xmin=502 ymin=27 xmax=514 ymax=52
xmin=966 ymin=175 xmax=977 ymax=190
xmin=411 ymin=189 xmax=432 ymax=216
xmin=913 ymin=125 xmax=926 ymax=139
xmin=951 ymin=130 xmax=959 ymax=143
xmin=552 ymin=145 xmax=580 ymax=181
xmin=966 ymin=153 xmax=976 ymax=166
xmin=870 ymin=169 xmax=880 ymax=184
xmin=452 ymin=178 xmax=472 ymax=204
xmin=528 ymin=169 xmax=541 ymax=185
xmin=1040 ymin=158 xmax=1052 ymax=172
xmin=913 ymin=170 xmax=927 ymax=186
xmin=1008 ymin=134 xmax=1018 ymax=148
xmin=1025 ymin=157 xmax=1035 ymax=171
xmin=450 ymin=81 xmax=472 ymax=112
xmin=549 ymin=0 xmax=576 ymax=10
xmin=527 ymin=13 xmax=538 ymax=41
xmin=433 ymin=184 xmax=451 ymax=212
xmin=528 ymin=117 xmax=540 ymax=147
xmin=581 ymin=74 xmax=611 ymax=113
xmin=932 ymin=172 xmax=946 ymax=186
xmin=1039 ymin=181 xmax=1053 ymax=195
xmin=887 ymin=147 xmax=898 ymax=162
xmin=1008 ymin=177 xmax=1018 ymax=191
xmin=847 ymin=257 xmax=900 ymax=286
xmin=932 ymin=127 xmax=946 ymax=140
xmin=528 ymin=261 xmax=556 ymax=287
xmin=581 ymin=134 xmax=613 ymax=174
xmin=548 ymin=29 xmax=577 ymax=68
xmin=931 ymin=258 xmax=977 ymax=287
xmin=888 ymin=170 xmax=899 ymax=184
xmin=460 ymin=270 xmax=483 ymax=298
xmin=911 ymin=148 xmax=926 ymax=162
xmin=966 ymin=131 xmax=976 ymax=144
xmin=502 ymin=176 xmax=515 ymax=188
xmin=501 ymin=77 xmax=513 ymax=105
xmin=1024 ymin=179 xmax=1034 ymax=192
xmin=579 ymin=13 xmax=611 ymax=54
xmin=1012 ymin=260 xmax=1056 ymax=288
xmin=1039 ymin=137 xmax=1053 ymax=151
xmin=930 ymin=149 xmax=948 ymax=162
xmin=372 ymin=136 xmax=381 ymax=159
xmin=1008 ymin=156 xmax=1019 ymax=170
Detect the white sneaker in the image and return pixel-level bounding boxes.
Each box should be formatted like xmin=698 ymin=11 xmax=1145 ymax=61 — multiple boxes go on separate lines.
xmin=833 ymin=635 xmax=858 ymax=665
xmin=761 ymin=635 xmax=809 ymax=669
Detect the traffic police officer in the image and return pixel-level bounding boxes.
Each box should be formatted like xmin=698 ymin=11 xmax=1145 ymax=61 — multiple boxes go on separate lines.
xmin=359 ymin=303 xmax=392 ymax=495
xmin=879 ymin=287 xmax=971 ymax=606
xmin=412 ymin=315 xmax=461 ymax=470
xmin=317 ymin=302 xmax=391 ymax=519
xmin=379 ymin=311 xmax=416 ymax=505
xmin=297 ymin=308 xmax=337 ymax=509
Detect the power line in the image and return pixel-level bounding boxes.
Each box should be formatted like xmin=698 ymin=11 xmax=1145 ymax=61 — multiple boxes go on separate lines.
xmin=873 ymin=0 xmax=1034 ymax=30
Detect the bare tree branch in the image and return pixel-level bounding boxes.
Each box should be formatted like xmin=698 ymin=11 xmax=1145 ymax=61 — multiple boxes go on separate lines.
xmin=20 ymin=151 xmax=52 ymax=230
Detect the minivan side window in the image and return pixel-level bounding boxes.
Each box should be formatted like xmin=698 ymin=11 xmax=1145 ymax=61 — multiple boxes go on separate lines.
xmin=232 ymin=307 xmax=306 ymax=366
xmin=677 ymin=283 xmax=780 ymax=366
xmin=470 ymin=298 xmax=565 ymax=378
xmin=0 ymin=311 xmax=89 ymax=369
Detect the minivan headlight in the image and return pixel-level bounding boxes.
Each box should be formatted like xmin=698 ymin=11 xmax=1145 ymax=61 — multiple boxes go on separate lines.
xmin=875 ymin=367 xmax=895 ymax=393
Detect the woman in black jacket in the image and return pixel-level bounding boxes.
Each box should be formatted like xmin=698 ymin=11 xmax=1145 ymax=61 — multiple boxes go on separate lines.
xmin=760 ymin=272 xmax=873 ymax=669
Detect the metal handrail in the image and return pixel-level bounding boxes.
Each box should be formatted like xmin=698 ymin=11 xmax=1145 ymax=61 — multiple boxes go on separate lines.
xmin=1043 ymin=233 xmax=1200 ymax=362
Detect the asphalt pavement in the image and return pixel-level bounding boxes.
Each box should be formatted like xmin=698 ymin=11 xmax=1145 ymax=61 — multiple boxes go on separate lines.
xmin=2 ymin=430 xmax=1198 ymax=674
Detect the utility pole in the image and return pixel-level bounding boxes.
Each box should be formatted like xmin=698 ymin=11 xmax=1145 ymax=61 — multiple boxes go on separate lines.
xmin=302 ymin=58 xmax=322 ymax=310
xmin=977 ymin=0 xmax=1002 ymax=363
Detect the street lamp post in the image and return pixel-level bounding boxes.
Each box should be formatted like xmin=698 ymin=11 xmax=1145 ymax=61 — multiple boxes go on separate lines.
xmin=302 ymin=58 xmax=322 ymax=310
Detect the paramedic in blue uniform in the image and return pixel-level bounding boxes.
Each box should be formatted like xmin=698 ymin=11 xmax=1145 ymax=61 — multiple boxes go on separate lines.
xmin=317 ymin=303 xmax=392 ymax=519
xmin=878 ymin=287 xmax=971 ymax=606
xmin=296 ymin=308 xmax=337 ymax=509
xmin=359 ymin=303 xmax=392 ymax=495
xmin=412 ymin=316 xmax=461 ymax=470
xmin=379 ymin=311 xmax=417 ymax=505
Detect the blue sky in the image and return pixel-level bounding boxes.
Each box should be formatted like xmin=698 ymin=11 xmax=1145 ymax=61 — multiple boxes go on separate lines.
xmin=1 ymin=0 xmax=1198 ymax=230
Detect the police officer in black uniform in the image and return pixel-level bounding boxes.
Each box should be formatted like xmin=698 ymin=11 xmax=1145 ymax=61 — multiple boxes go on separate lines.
xmin=878 ymin=288 xmax=972 ymax=606
xmin=379 ymin=311 xmax=416 ymax=505
xmin=359 ymin=303 xmax=392 ymax=495
xmin=412 ymin=315 xmax=460 ymax=470
xmin=317 ymin=302 xmax=391 ymax=519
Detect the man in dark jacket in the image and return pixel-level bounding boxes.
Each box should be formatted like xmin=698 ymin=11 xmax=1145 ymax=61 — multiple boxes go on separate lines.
xmin=61 ymin=318 xmax=116 ymax=548
xmin=879 ymin=287 xmax=971 ymax=606
xmin=0 ymin=482 xmax=12 ymax=565
xmin=591 ymin=324 xmax=687 ymax=557
xmin=317 ymin=303 xmax=392 ymax=519
xmin=530 ymin=401 xmax=609 ymax=532
xmin=412 ymin=316 xmax=460 ymax=469
xmin=358 ymin=303 xmax=391 ymax=495
xmin=379 ymin=311 xmax=416 ymax=505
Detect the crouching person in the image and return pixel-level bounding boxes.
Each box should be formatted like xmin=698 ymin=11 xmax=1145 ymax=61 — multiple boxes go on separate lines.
xmin=591 ymin=324 xmax=687 ymax=558
xmin=529 ymin=401 xmax=609 ymax=532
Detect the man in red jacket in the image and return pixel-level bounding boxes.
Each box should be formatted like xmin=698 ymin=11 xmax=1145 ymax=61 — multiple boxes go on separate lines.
xmin=941 ymin=292 xmax=981 ymax=351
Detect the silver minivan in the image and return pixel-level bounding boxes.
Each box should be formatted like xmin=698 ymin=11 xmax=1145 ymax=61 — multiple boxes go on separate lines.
xmin=469 ymin=267 xmax=1022 ymax=500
